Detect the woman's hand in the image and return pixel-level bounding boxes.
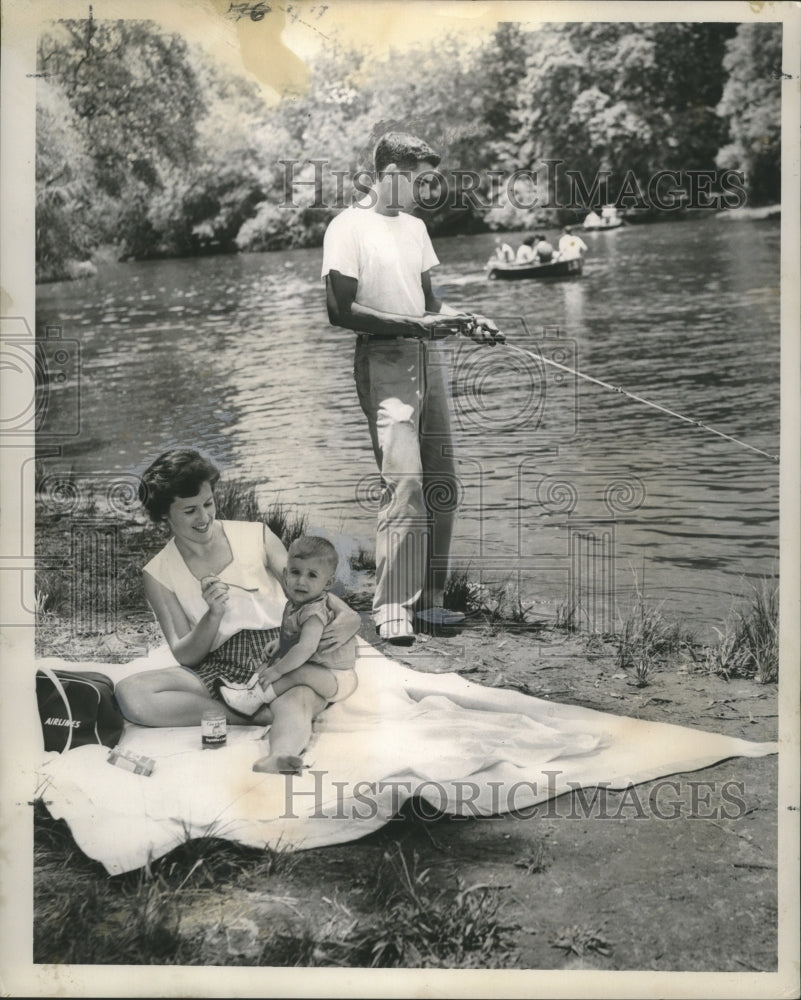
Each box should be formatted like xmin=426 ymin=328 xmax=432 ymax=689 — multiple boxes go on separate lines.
xmin=200 ymin=575 xmax=229 ymax=619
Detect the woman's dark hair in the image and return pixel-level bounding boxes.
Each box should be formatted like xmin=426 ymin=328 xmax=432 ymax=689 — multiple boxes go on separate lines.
xmin=139 ymin=449 xmax=220 ymax=523
xmin=523 ymin=236 xmax=536 ymax=247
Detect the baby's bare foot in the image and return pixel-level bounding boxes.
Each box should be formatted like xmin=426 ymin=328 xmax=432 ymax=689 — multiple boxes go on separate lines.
xmin=253 ymin=753 xmax=304 ymax=774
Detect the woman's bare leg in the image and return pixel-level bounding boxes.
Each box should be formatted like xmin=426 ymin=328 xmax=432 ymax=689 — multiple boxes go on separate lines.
xmin=115 ymin=666 xmax=274 ymax=727
xmin=252 ymin=686 xmax=326 ymax=774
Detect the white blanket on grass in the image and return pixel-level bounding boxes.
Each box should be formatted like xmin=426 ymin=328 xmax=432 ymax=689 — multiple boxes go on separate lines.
xmin=36 ymin=640 xmax=778 ymax=875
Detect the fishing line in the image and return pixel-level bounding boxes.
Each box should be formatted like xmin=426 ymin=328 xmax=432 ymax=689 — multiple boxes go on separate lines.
xmin=473 ymin=332 xmax=779 ymax=463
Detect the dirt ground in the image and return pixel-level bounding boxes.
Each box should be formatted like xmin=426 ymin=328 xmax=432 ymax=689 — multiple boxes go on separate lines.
xmin=151 ymin=613 xmax=779 ymax=972
xmin=363 ymin=620 xmax=778 ymax=971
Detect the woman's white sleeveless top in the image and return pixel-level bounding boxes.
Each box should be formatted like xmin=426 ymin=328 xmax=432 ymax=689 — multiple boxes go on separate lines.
xmin=143 ymin=520 xmax=286 ymax=650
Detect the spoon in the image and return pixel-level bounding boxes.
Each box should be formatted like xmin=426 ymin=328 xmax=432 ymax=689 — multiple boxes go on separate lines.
xmin=200 ymin=576 xmax=259 ymax=593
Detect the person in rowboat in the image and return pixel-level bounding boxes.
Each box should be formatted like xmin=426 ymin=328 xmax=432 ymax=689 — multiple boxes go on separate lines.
xmin=516 ymin=236 xmax=537 ymax=263
xmin=555 ymin=226 xmax=588 ymax=261
xmin=494 ymin=236 xmax=515 ymax=262
xmin=323 ymin=131 xmax=504 ymax=645
xmin=533 ymin=234 xmax=555 ymax=263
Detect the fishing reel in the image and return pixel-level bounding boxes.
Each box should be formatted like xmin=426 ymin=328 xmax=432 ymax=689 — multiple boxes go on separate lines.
xmin=459 ymin=314 xmax=506 ymax=345
xmin=422 ymin=312 xmax=505 ymax=345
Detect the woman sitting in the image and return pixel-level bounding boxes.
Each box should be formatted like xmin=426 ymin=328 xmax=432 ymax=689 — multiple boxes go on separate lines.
xmin=492 ymin=236 xmax=515 ymax=262
xmin=115 ymin=449 xmax=361 ymax=773
xmin=515 ymin=236 xmax=536 ymax=263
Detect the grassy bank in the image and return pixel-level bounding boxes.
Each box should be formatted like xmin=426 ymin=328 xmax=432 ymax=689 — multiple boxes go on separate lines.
xmin=33 ymin=475 xmax=779 ymax=969
xmin=35 ymin=472 xmax=779 ymax=679
xmin=35 ymin=803 xmax=517 ymax=968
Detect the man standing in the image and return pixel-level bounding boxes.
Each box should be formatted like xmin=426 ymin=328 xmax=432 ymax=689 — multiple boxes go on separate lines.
xmin=322 ymin=132 xmax=503 ymax=645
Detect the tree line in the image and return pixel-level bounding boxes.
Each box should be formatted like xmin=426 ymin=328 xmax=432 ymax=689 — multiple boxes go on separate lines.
xmin=36 ymin=18 xmax=782 ymax=281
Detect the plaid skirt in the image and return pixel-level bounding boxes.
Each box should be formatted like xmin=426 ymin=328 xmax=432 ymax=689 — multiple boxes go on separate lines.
xmin=195 ymin=628 xmax=281 ymax=694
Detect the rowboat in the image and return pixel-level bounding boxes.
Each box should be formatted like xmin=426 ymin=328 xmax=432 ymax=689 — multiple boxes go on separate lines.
xmin=486 ymin=256 xmax=584 ymax=280
xmin=582 ymin=217 xmax=624 ymax=231
xmin=582 ymin=205 xmax=624 ymax=231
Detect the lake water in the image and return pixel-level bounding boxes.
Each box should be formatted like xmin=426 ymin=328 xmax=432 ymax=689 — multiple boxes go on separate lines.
xmin=36 ymin=217 xmax=781 ymax=639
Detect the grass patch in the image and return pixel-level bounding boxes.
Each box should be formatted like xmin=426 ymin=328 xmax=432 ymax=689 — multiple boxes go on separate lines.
xmin=616 ymin=574 xmax=694 ymax=686
xmin=215 ymin=479 xmax=309 ymax=548
xmin=263 ymin=501 xmax=309 ymax=550
xmin=444 ymin=570 xmax=546 ymax=632
xmin=34 ymin=801 xmax=202 ymax=965
xmin=555 ymin=600 xmax=582 ymax=633
xmin=349 ymin=545 xmax=376 ymax=573
xmin=34 ymin=802 xmax=518 ymax=968
xmin=213 ymin=477 xmax=264 ymax=522
xmin=443 ymin=568 xmax=478 ymax=614
xmin=149 ymin=829 xmax=301 ymax=884
xmin=341 ymin=845 xmax=518 ymax=968
xmin=704 ymin=577 xmax=779 ymax=683
xmin=33 ymin=799 xmax=303 ymax=965
xmin=551 ymin=923 xmax=613 ymax=958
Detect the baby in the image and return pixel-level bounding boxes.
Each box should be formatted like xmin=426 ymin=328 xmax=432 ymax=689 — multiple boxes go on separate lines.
xmin=219 ymin=536 xmax=360 ymax=767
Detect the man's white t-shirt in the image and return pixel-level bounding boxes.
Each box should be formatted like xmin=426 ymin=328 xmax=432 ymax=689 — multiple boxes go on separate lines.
xmin=321 ymin=201 xmax=439 ymax=317
xmin=558 ymin=233 xmax=588 ymax=259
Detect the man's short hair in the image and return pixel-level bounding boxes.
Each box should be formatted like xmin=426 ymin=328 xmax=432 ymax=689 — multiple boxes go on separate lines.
xmin=374 ymin=132 xmax=441 ymax=177
xmin=287 ymin=535 xmax=339 ymax=573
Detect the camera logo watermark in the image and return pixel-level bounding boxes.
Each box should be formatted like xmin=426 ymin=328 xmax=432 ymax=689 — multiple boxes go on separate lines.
xmin=1 ymin=318 xmax=85 ymax=627
xmin=34 ymin=472 xmax=143 ymax=634
xmin=451 ymin=323 xmax=579 ymax=442
xmin=0 ymin=322 xmax=81 ymax=439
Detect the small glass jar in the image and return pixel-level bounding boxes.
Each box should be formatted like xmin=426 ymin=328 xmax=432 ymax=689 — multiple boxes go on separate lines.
xmin=201 ymin=707 xmax=227 ymax=749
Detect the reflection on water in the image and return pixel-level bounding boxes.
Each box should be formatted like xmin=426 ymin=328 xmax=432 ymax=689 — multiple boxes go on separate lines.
xmin=37 ymin=217 xmax=780 ymax=637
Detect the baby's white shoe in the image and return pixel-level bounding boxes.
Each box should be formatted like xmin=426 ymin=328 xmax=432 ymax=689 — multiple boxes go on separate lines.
xmin=219 ymin=674 xmax=268 ymax=716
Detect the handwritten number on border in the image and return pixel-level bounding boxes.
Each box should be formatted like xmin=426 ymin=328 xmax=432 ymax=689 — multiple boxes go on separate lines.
xmin=226 ymin=2 xmax=271 ymax=22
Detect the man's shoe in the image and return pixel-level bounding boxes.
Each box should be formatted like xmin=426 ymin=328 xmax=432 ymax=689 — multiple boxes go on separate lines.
xmin=415 ymin=607 xmax=466 ymax=626
xmin=377 ymin=620 xmax=416 ymax=646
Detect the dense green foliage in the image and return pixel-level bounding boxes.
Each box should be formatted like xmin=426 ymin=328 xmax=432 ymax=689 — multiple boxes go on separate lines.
xmin=715 ymin=23 xmax=784 ymax=206
xmin=36 ymin=18 xmax=783 ymax=280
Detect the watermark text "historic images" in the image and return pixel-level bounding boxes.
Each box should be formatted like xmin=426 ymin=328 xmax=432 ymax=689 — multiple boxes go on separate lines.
xmin=280 ymin=159 xmax=747 ymax=212
xmin=281 ymin=770 xmax=749 ymax=822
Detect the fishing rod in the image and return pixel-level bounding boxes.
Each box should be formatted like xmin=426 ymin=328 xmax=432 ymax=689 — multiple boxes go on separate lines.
xmin=460 ymin=321 xmax=779 ymax=463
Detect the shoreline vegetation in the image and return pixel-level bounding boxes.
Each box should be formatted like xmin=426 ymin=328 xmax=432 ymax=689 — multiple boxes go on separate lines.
xmin=36 ymin=20 xmax=781 ymax=283
xmin=34 ymin=476 xmax=780 ymax=968
xmin=35 ymin=475 xmax=779 ymax=684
